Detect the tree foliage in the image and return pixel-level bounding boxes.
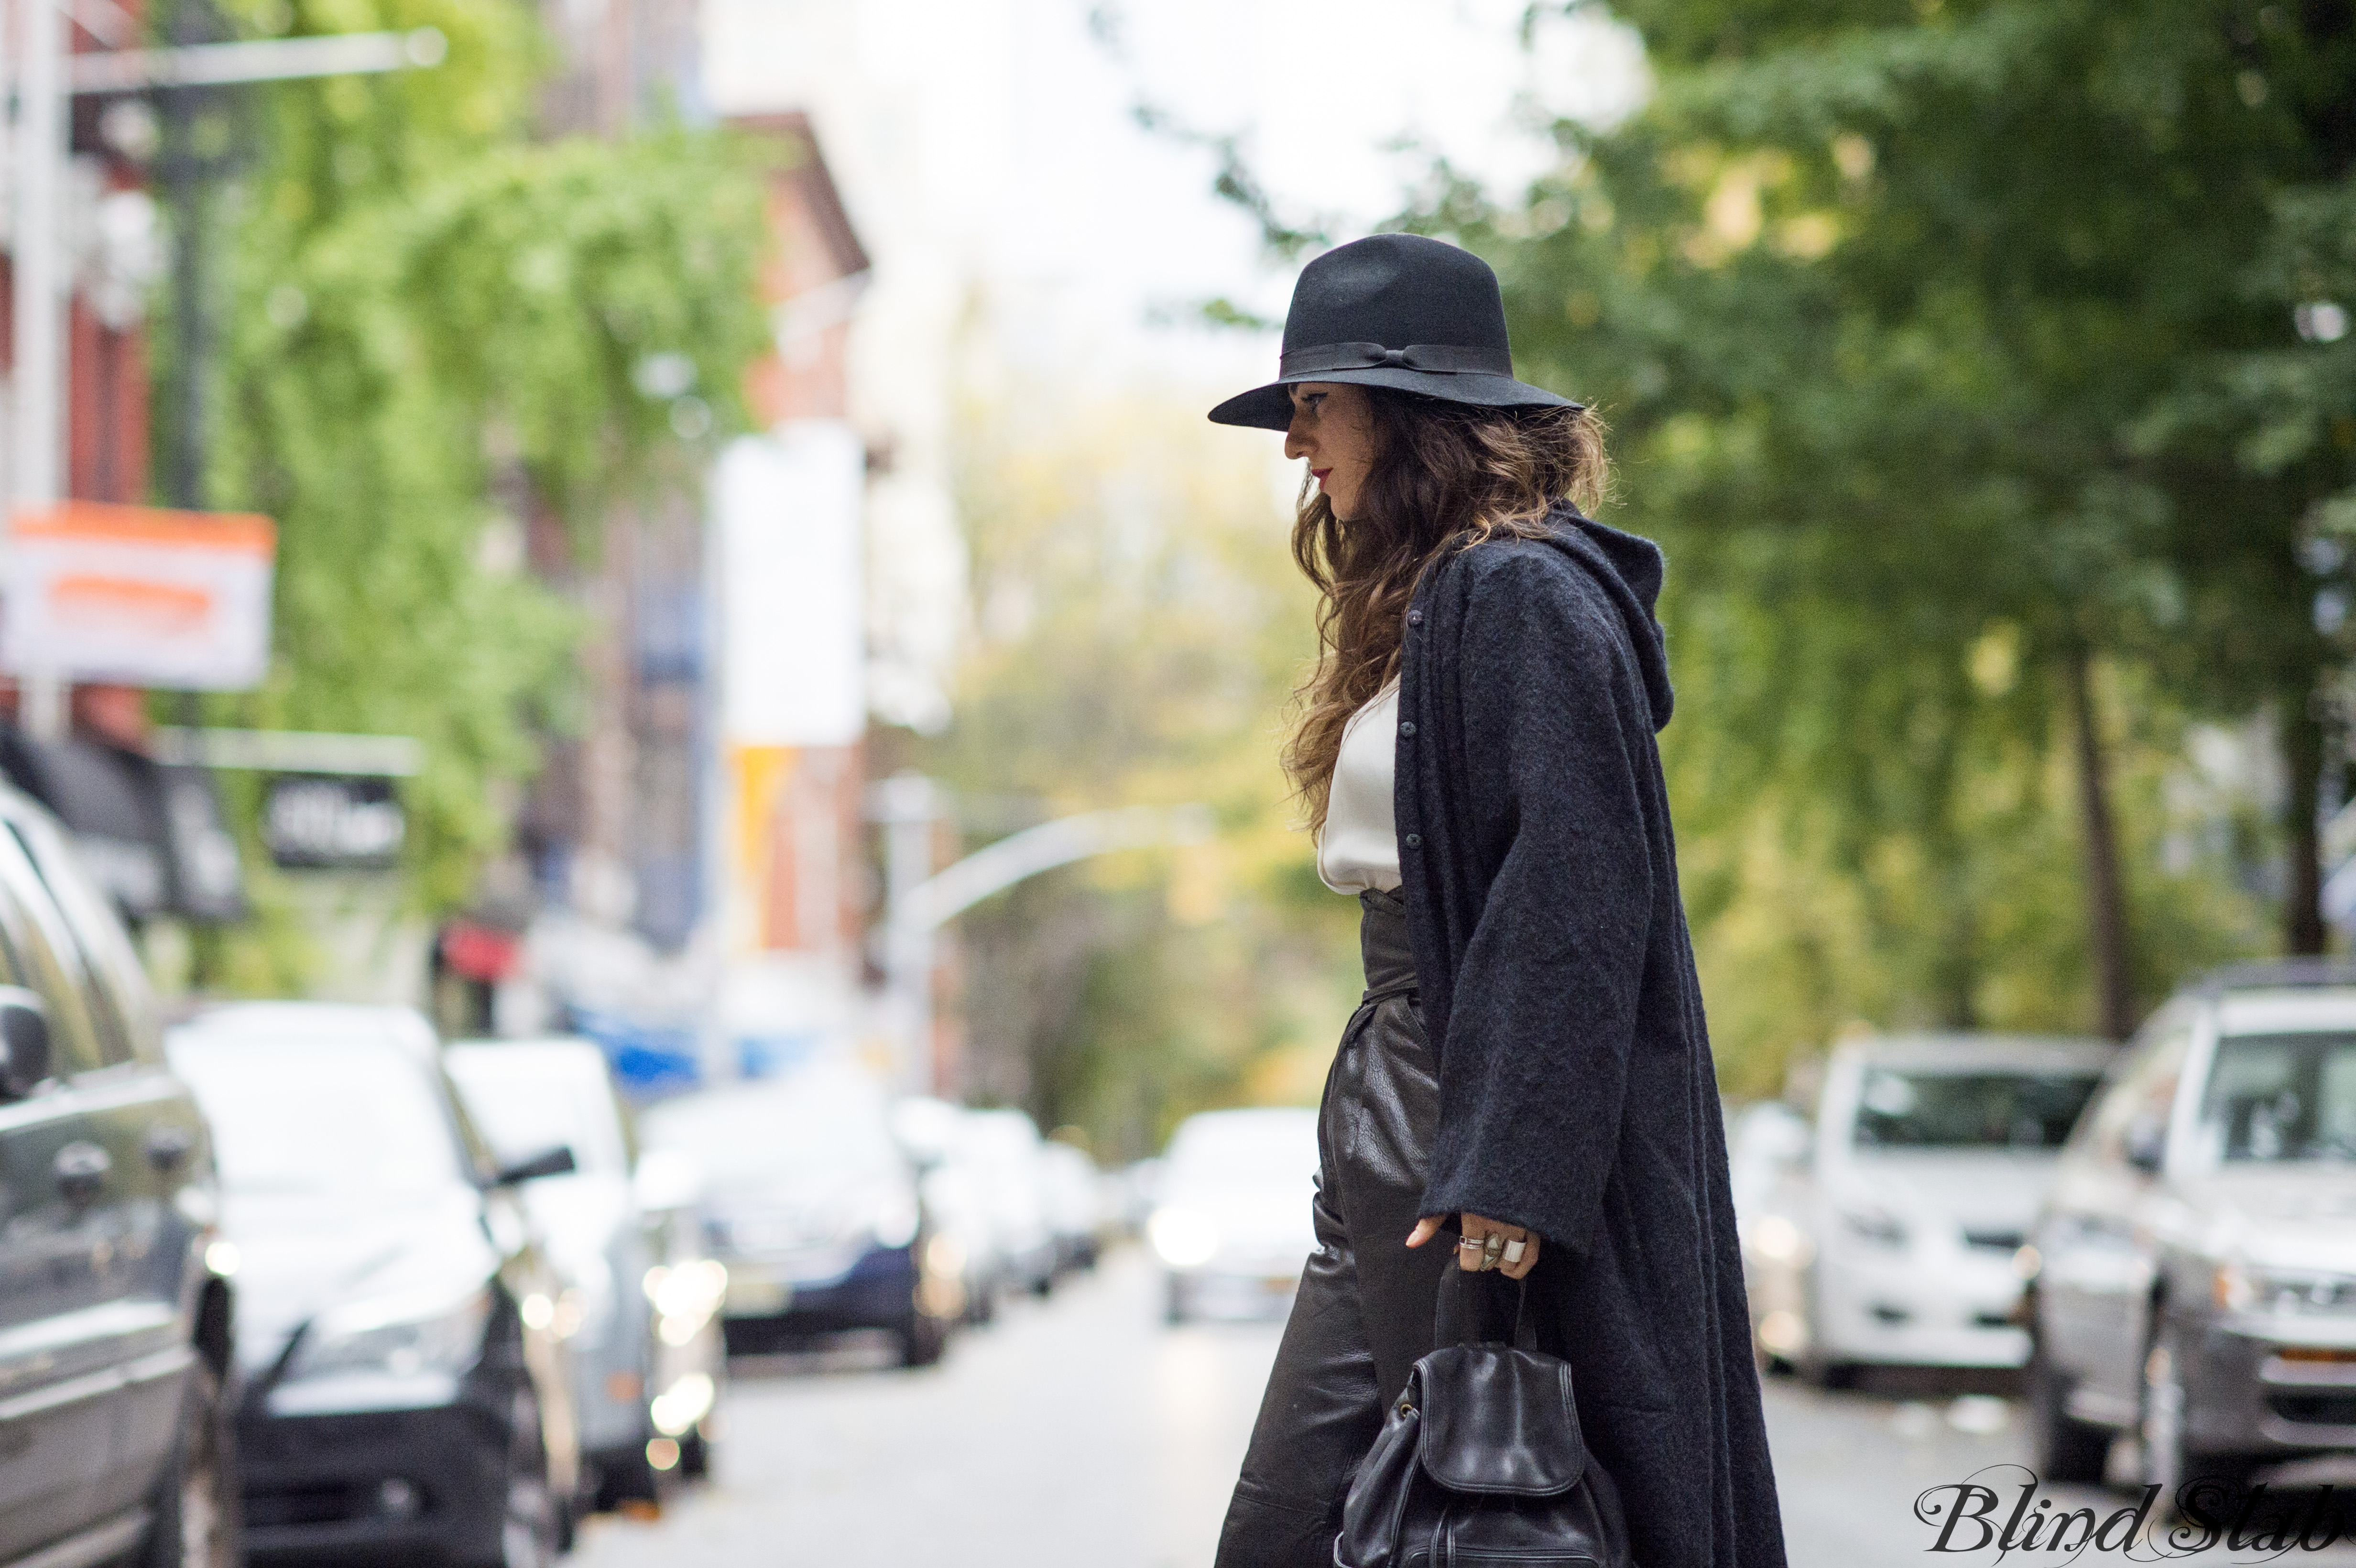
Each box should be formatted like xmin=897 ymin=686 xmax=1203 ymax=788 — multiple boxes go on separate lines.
xmin=1374 ymin=0 xmax=2356 ymax=1082
xmin=922 ymin=370 xmax=1359 ymax=1155
xmin=185 ymin=0 xmax=773 ymax=943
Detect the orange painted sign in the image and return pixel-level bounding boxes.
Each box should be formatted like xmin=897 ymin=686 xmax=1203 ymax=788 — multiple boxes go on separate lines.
xmin=3 ymin=501 xmax=277 ymax=690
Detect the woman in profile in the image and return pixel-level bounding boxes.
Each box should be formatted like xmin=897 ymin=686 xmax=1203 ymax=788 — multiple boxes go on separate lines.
xmin=1205 ymin=233 xmax=1786 ymax=1568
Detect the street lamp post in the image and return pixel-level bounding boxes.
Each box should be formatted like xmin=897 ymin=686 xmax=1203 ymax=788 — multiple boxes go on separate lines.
xmin=13 ymin=0 xmax=68 ymax=739
xmin=873 ymin=789 xmax=1214 ymax=1096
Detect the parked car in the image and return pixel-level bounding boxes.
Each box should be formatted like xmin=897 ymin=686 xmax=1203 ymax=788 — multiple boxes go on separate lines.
xmin=1039 ymin=1141 xmax=1106 ymax=1275
xmin=0 ymin=786 xmax=236 ymax=1568
xmin=959 ymin=1109 xmax=1058 ymax=1299
xmin=639 ymin=1065 xmax=957 ymax=1365
xmin=2028 ymin=964 xmax=2356 ymax=1494
xmin=890 ymin=1097 xmax=1008 ymax=1325
xmin=444 ymin=1038 xmax=725 ymax=1510
xmin=1740 ymin=1034 xmax=2110 ymax=1382
xmin=166 ymin=1003 xmax=582 ymax=1567
xmin=1150 ymin=1108 xmax=1320 ymax=1324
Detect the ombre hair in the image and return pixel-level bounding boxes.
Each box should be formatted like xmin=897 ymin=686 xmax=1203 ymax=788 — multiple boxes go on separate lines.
xmin=1284 ymin=389 xmax=1609 ymax=835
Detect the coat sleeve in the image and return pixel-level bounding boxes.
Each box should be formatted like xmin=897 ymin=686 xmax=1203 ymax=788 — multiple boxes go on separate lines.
xmin=1418 ymin=554 xmax=1655 ymax=1256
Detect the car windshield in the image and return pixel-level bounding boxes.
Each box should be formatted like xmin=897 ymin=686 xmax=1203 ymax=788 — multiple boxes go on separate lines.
xmin=168 ymin=1034 xmax=468 ymax=1195
xmin=1166 ymin=1113 xmax=1318 ymax=1189
xmin=2197 ymin=1032 xmax=2356 ymax=1163
xmin=446 ymin=1054 xmax=626 ymax=1175
xmin=639 ymin=1077 xmax=900 ymax=1188
xmin=1852 ymin=1069 xmax=2103 ymax=1150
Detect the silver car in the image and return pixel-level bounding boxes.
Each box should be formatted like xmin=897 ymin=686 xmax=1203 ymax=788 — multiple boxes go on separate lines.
xmin=1741 ymin=1034 xmax=2110 ymax=1381
xmin=1151 ymin=1108 xmax=1319 ymax=1324
xmin=444 ymin=1039 xmax=725 ymax=1508
xmin=2029 ymin=966 xmax=2356 ymax=1496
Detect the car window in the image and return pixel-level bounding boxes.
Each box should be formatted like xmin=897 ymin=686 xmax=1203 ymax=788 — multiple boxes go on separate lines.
xmin=2194 ymin=1032 xmax=2356 ymax=1164
xmin=640 ymin=1077 xmax=900 ymax=1188
xmin=166 ymin=1034 xmax=470 ymax=1195
xmin=0 ymin=827 xmax=114 ymax=1074
xmin=1851 ymin=1070 xmax=2104 ymax=1150
xmin=8 ymin=817 xmax=158 ymax=1052
xmin=446 ymin=1055 xmax=627 ymax=1175
xmin=8 ymin=817 xmax=159 ymax=1062
xmin=2077 ymin=1026 xmax=2189 ymax=1167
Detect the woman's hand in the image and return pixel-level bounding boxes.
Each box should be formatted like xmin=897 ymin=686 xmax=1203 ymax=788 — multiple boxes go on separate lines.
xmin=1407 ymin=1213 xmax=1541 ymax=1280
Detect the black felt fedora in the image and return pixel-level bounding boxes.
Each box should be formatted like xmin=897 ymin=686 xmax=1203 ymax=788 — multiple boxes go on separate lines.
xmin=1208 ymin=233 xmax=1577 ymax=431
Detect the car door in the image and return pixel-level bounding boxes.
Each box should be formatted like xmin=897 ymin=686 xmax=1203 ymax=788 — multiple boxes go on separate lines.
xmin=5 ymin=807 xmax=214 ymax=1524
xmin=2038 ymin=1021 xmax=2188 ymax=1424
xmin=0 ymin=824 xmax=144 ymax=1559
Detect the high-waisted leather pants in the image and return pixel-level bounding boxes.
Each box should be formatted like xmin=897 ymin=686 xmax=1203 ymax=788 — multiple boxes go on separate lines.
xmin=1214 ymin=887 xmax=1452 ymax=1568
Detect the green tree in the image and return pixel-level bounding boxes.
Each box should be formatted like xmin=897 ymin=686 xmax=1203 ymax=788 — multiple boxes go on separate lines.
xmin=920 ymin=370 xmax=1359 ymax=1155
xmin=181 ymin=0 xmax=772 ymax=980
xmin=1372 ymin=0 xmax=2349 ymax=1077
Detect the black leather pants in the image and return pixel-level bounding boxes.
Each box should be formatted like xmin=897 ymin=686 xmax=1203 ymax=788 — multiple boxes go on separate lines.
xmin=1214 ymin=888 xmax=1452 ymax=1568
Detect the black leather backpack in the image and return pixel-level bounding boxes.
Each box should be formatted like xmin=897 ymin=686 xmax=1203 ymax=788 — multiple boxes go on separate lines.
xmin=1335 ymin=1271 xmax=1632 ymax=1568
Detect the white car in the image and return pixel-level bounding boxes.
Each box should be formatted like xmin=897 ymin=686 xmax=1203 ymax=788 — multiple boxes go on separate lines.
xmin=959 ymin=1108 xmax=1059 ymax=1299
xmin=891 ymin=1096 xmax=1012 ymax=1324
xmin=1742 ymin=1034 xmax=2112 ymax=1381
xmin=444 ymin=1038 xmax=725 ymax=1506
xmin=1150 ymin=1108 xmax=1320 ymax=1324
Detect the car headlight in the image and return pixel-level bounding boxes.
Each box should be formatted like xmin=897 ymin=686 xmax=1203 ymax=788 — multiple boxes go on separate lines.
xmin=1839 ymin=1205 xmax=1909 ymax=1249
xmin=285 ymin=1285 xmax=492 ymax=1384
xmin=1745 ymin=1214 xmax=1814 ymax=1266
xmin=1149 ymin=1206 xmax=1219 ymax=1268
xmin=643 ymin=1260 xmax=729 ymax=1347
xmin=2215 ymin=1261 xmax=2356 ymax=1316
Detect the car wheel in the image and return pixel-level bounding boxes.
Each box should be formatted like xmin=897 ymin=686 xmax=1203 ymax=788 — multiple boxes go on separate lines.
xmin=2140 ymin=1325 xmax=2254 ymax=1506
xmin=592 ymin=1440 xmax=661 ymax=1513
xmin=898 ymin=1306 xmax=949 ymax=1368
xmin=465 ymin=1386 xmax=562 ymax=1568
xmin=2027 ymin=1341 xmax=2110 ymax=1485
xmin=140 ymin=1364 xmax=240 ymax=1568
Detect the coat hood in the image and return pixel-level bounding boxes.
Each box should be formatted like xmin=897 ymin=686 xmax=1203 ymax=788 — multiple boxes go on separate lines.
xmin=1546 ymin=510 xmax=1673 ymax=732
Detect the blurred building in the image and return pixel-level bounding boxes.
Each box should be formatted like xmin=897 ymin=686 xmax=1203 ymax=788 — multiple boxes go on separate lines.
xmin=475 ymin=3 xmax=887 ymax=1089
xmin=0 ymin=3 xmax=249 ymax=939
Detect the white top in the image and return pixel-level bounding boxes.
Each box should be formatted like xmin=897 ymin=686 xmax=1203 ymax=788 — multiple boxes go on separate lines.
xmin=1317 ymin=681 xmax=1403 ymax=895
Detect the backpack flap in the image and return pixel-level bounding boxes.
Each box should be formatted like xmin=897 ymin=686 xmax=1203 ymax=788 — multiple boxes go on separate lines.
xmin=1412 ymin=1344 xmax=1588 ymax=1496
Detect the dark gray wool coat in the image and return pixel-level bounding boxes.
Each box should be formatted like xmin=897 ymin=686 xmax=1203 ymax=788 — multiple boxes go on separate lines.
xmin=1394 ymin=507 xmax=1787 ymax=1568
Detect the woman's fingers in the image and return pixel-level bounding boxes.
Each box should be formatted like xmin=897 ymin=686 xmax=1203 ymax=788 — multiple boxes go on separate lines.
xmin=1499 ymin=1232 xmax=1540 ymax=1280
xmin=1457 ymin=1213 xmax=1540 ymax=1276
xmin=1405 ymin=1216 xmax=1445 ymax=1249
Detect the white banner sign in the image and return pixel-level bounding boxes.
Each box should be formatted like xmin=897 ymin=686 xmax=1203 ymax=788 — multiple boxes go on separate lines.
xmin=715 ymin=422 xmax=865 ymax=746
xmin=2 ymin=503 xmax=277 ymax=690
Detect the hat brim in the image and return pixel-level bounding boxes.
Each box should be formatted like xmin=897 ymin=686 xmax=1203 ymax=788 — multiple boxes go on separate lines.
xmin=1206 ymin=366 xmax=1579 ymax=431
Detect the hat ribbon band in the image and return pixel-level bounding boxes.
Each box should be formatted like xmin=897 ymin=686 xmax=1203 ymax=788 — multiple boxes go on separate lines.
xmin=1280 ymin=341 xmax=1514 ymax=379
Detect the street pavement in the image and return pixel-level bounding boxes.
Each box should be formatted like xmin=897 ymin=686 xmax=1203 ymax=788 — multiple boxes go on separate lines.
xmin=575 ymin=1246 xmax=2356 ymax=1568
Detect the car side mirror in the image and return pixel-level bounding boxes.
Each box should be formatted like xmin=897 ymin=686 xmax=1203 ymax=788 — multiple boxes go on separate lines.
xmin=2123 ymin=1116 xmax=2167 ymax=1175
xmin=493 ymin=1144 xmax=577 ymax=1185
xmin=0 ymin=987 xmax=55 ymax=1100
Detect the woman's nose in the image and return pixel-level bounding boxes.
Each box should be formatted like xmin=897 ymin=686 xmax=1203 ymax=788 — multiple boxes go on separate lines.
xmin=1283 ymin=422 xmax=1310 ymax=461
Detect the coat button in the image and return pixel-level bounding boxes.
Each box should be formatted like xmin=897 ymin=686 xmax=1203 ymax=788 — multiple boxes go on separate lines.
xmin=1407 ymin=609 xmax=1423 ymax=627
xmin=1403 ymin=833 xmax=1422 ymax=849
xmin=1399 ymin=721 xmax=1416 ymax=737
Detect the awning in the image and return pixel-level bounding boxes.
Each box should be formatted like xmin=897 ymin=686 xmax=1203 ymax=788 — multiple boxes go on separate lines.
xmin=0 ymin=725 xmax=246 ymax=921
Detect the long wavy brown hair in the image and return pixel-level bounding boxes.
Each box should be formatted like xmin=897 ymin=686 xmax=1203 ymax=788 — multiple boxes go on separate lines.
xmin=1285 ymin=388 xmax=1609 ymax=835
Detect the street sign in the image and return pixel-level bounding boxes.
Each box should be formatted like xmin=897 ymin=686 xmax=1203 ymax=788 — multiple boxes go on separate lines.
xmin=1 ymin=502 xmax=275 ymax=690
xmin=259 ymin=775 xmax=404 ymax=871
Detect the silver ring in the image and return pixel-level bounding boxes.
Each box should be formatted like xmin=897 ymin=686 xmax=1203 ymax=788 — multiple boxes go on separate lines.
xmin=1481 ymin=1233 xmax=1505 ymax=1254
xmin=1455 ymin=1237 xmax=1483 ymax=1251
xmin=1502 ymin=1239 xmax=1527 ymax=1265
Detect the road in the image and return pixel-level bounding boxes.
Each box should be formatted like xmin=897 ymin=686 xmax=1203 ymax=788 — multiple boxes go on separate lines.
xmin=577 ymin=1247 xmax=2356 ymax=1568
